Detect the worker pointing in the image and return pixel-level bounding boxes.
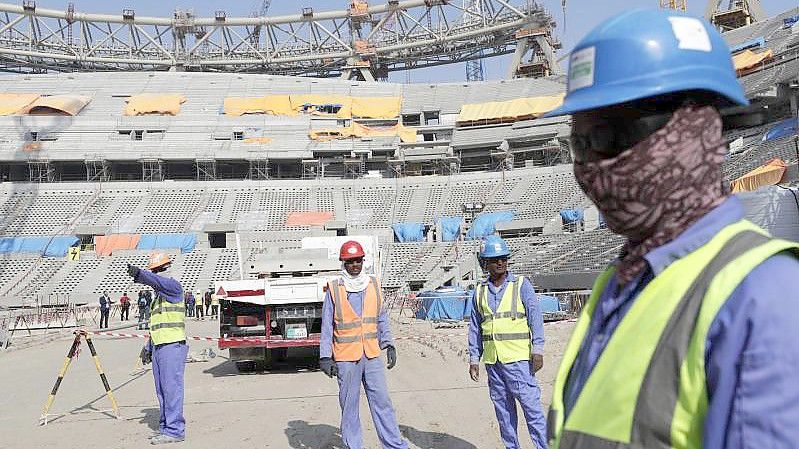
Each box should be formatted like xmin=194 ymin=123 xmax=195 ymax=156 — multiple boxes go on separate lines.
xmin=319 ymin=240 xmax=408 ymax=449
xmin=545 ymin=9 xmax=799 ymax=448
xmin=469 ymin=235 xmax=547 ymax=449
xmin=127 ymin=252 xmax=188 ymax=445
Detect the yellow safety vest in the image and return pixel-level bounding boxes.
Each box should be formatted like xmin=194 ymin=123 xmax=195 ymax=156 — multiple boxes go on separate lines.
xmin=548 ymin=220 xmax=799 ymax=449
xmin=478 ymin=276 xmax=531 ymax=364
xmin=149 ymin=292 xmax=186 ymax=345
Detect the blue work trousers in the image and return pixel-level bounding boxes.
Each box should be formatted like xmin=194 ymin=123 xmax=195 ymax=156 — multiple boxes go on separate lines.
xmin=486 ymin=361 xmax=548 ymax=449
xmin=152 ymin=341 xmax=188 ymax=439
xmin=336 ymin=355 xmax=407 ymax=449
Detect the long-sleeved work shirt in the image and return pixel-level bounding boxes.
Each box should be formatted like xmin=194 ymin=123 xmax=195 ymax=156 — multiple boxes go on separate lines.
xmin=468 ymin=272 xmax=545 ymax=364
xmin=320 ymin=278 xmax=394 ymax=359
xmin=134 ymin=269 xmax=183 ymax=304
xmin=562 ymin=196 xmax=799 ymax=448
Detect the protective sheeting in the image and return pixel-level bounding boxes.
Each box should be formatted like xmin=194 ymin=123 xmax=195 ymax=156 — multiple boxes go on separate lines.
xmin=415 ymin=288 xmax=471 ymax=321
xmin=94 ymin=234 xmax=141 ymax=256
xmin=309 ymin=122 xmax=415 ymax=143
xmin=351 ymin=96 xmax=401 ymax=119
xmin=729 ymin=37 xmax=765 ymax=53
xmin=762 ymin=117 xmax=797 ymax=142
xmin=285 ymin=211 xmax=334 ymax=227
xmin=0 ymin=93 xmax=39 ymax=115
xmin=559 ymin=209 xmax=584 ymax=224
xmin=0 ymin=235 xmax=79 ymax=257
xmin=124 ymin=94 xmax=186 ymax=116
xmin=466 ymin=210 xmax=515 ymax=240
xmin=242 ymin=137 xmax=273 ymax=144
xmin=224 ymin=95 xmax=401 ymax=118
xmin=137 ymin=233 xmax=197 ymax=253
xmin=23 ymin=95 xmax=91 ymax=116
xmin=391 ymin=222 xmax=425 ymax=243
xmin=732 ymin=49 xmax=773 ymax=73
xmin=538 ymin=295 xmax=561 ymax=313
xmin=457 ymin=94 xmax=565 ymax=123
xmin=730 ymin=158 xmax=787 ymax=193
xmin=438 ymin=217 xmax=463 ymax=242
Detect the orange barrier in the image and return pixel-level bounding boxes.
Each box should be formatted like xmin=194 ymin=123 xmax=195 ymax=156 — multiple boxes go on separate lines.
xmin=94 ymin=234 xmax=141 ymax=256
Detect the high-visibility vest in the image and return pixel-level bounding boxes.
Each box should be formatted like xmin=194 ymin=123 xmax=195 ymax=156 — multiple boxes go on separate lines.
xmin=329 ymin=277 xmax=382 ymax=362
xmin=149 ymin=292 xmax=186 ymax=346
xmin=477 ymin=276 xmax=531 ymax=364
xmin=548 ymin=220 xmax=799 ymax=449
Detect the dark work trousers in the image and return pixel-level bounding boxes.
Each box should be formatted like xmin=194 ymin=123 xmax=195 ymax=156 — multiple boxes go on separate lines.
xmin=100 ymin=309 xmax=109 ymax=328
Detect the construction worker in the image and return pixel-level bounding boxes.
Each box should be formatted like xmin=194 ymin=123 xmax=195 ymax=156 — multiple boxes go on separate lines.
xmin=468 ymin=235 xmax=547 ymax=449
xmin=544 ymin=9 xmax=799 ymax=448
xmin=194 ymin=290 xmax=204 ymax=321
xmin=210 ymin=288 xmax=219 ymax=319
xmin=127 ymin=253 xmax=188 ymax=445
xmin=319 ymin=240 xmax=408 ymax=449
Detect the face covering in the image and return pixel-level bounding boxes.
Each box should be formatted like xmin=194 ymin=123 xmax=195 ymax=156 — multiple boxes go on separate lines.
xmin=340 ymin=262 xmax=371 ymax=292
xmin=573 ymin=105 xmax=728 ymax=285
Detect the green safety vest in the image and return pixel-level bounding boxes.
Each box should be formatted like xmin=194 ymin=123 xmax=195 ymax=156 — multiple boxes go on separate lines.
xmin=149 ymin=292 xmax=186 ymax=346
xmin=478 ymin=275 xmax=532 ymax=364
xmin=548 ymin=220 xmax=799 ymax=449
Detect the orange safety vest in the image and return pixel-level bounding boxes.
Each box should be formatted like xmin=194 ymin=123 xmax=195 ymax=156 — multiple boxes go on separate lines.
xmin=328 ymin=276 xmax=382 ymax=362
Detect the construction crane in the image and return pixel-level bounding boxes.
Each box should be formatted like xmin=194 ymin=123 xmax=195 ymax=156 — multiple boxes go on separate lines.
xmin=464 ymin=0 xmax=485 ymax=81
xmin=660 ymin=0 xmax=687 ymax=11
xmin=249 ymin=0 xmax=272 ymax=46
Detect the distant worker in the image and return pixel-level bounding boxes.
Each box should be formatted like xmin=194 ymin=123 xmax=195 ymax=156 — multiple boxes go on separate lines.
xmin=194 ymin=290 xmax=204 ymax=321
xmin=98 ymin=290 xmax=111 ymax=329
xmin=128 ymin=253 xmax=188 ymax=445
xmin=210 ymin=289 xmax=219 ymax=320
xmin=468 ymin=236 xmax=547 ymax=449
xmin=204 ymin=289 xmax=212 ymax=317
xmin=319 ymin=240 xmax=408 ymax=449
xmin=137 ymin=290 xmax=150 ymax=330
xmin=185 ymin=291 xmax=194 ymax=318
xmin=544 ymin=9 xmax=799 ymax=448
xmin=120 ymin=292 xmax=131 ymax=321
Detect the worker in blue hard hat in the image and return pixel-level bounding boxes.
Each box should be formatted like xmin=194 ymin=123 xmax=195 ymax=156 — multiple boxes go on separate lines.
xmin=468 ymin=235 xmax=547 ymax=449
xmin=545 ymin=9 xmax=799 ymax=449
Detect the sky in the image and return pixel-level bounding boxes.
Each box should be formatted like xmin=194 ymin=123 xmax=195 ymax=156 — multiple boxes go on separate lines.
xmin=26 ymin=0 xmax=799 ymax=83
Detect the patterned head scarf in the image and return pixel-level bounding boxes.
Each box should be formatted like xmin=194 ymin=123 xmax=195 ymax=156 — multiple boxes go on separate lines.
xmin=573 ymin=105 xmax=729 ymax=285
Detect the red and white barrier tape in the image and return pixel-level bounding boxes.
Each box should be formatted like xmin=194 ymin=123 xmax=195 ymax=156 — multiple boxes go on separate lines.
xmin=87 ymin=330 xmax=467 ymax=343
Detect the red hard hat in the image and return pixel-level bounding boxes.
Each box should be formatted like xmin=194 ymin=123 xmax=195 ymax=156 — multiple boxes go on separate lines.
xmin=339 ymin=241 xmax=365 ymax=261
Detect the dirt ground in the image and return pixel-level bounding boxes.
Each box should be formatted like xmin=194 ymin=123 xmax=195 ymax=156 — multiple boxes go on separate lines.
xmin=0 ymin=314 xmax=576 ymax=449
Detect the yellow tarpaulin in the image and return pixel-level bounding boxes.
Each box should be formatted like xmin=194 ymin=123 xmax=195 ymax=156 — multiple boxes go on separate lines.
xmin=457 ymin=94 xmax=565 ymax=123
xmin=23 ymin=94 xmax=92 ymax=116
xmin=730 ymin=158 xmax=786 ymax=193
xmin=351 ymin=96 xmax=401 ymax=119
xmin=310 ymin=122 xmax=415 ymax=143
xmin=124 ymin=94 xmax=186 ymax=116
xmin=242 ymin=137 xmax=273 ymax=144
xmin=0 ymin=93 xmax=39 ymax=115
xmin=224 ymin=95 xmax=296 ymax=116
xmin=733 ymin=49 xmax=773 ymax=73
xmin=224 ymin=95 xmax=401 ymax=119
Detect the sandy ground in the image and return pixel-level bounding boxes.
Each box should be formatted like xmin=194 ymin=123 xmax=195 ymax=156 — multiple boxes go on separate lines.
xmin=0 ymin=314 xmax=576 ymax=449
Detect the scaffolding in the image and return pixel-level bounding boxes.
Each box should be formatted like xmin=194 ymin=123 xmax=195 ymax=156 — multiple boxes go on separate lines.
xmin=28 ymin=158 xmax=55 ymax=183
xmin=140 ymin=157 xmax=163 ymax=182
xmin=85 ymin=155 xmax=110 ymax=182
xmin=248 ymin=158 xmax=270 ymax=180
xmin=195 ymin=156 xmax=217 ymax=181
xmin=509 ymin=27 xmax=561 ymax=79
xmin=302 ymin=159 xmax=322 ymax=179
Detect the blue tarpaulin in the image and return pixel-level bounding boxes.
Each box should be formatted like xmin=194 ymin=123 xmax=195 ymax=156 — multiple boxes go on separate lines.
xmin=729 ymin=37 xmax=765 ymax=53
xmin=466 ymin=210 xmax=514 ymax=240
xmin=415 ymin=288 xmax=471 ymax=321
xmin=784 ymin=15 xmax=799 ymax=28
xmin=137 ymin=233 xmax=197 ymax=253
xmin=560 ymin=208 xmax=584 ymax=224
xmin=762 ymin=117 xmax=798 ymax=142
xmin=538 ymin=295 xmax=561 ymax=313
xmin=391 ymin=222 xmax=425 ymax=243
xmin=438 ymin=217 xmax=463 ymax=242
xmin=0 ymin=235 xmax=79 ymax=257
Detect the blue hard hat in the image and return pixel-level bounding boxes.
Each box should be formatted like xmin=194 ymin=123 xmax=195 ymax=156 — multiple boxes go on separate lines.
xmin=546 ymin=8 xmax=748 ymax=117
xmin=480 ymin=236 xmax=510 ymax=258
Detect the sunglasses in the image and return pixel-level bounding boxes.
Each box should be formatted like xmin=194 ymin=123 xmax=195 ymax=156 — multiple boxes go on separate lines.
xmin=570 ymin=111 xmax=674 ymax=163
xmin=484 ymin=257 xmax=508 ymax=263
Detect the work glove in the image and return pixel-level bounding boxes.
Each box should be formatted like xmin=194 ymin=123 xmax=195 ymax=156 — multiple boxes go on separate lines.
xmin=140 ymin=345 xmax=152 ymax=365
xmin=469 ymin=364 xmax=480 ymax=382
xmin=531 ymin=353 xmax=543 ymax=373
xmin=127 ymin=264 xmax=140 ymax=279
xmin=319 ymin=357 xmax=337 ymax=378
xmin=386 ymin=345 xmax=397 ymax=370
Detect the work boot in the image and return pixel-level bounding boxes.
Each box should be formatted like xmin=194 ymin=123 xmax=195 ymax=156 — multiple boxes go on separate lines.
xmin=150 ymin=434 xmax=184 ymax=445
